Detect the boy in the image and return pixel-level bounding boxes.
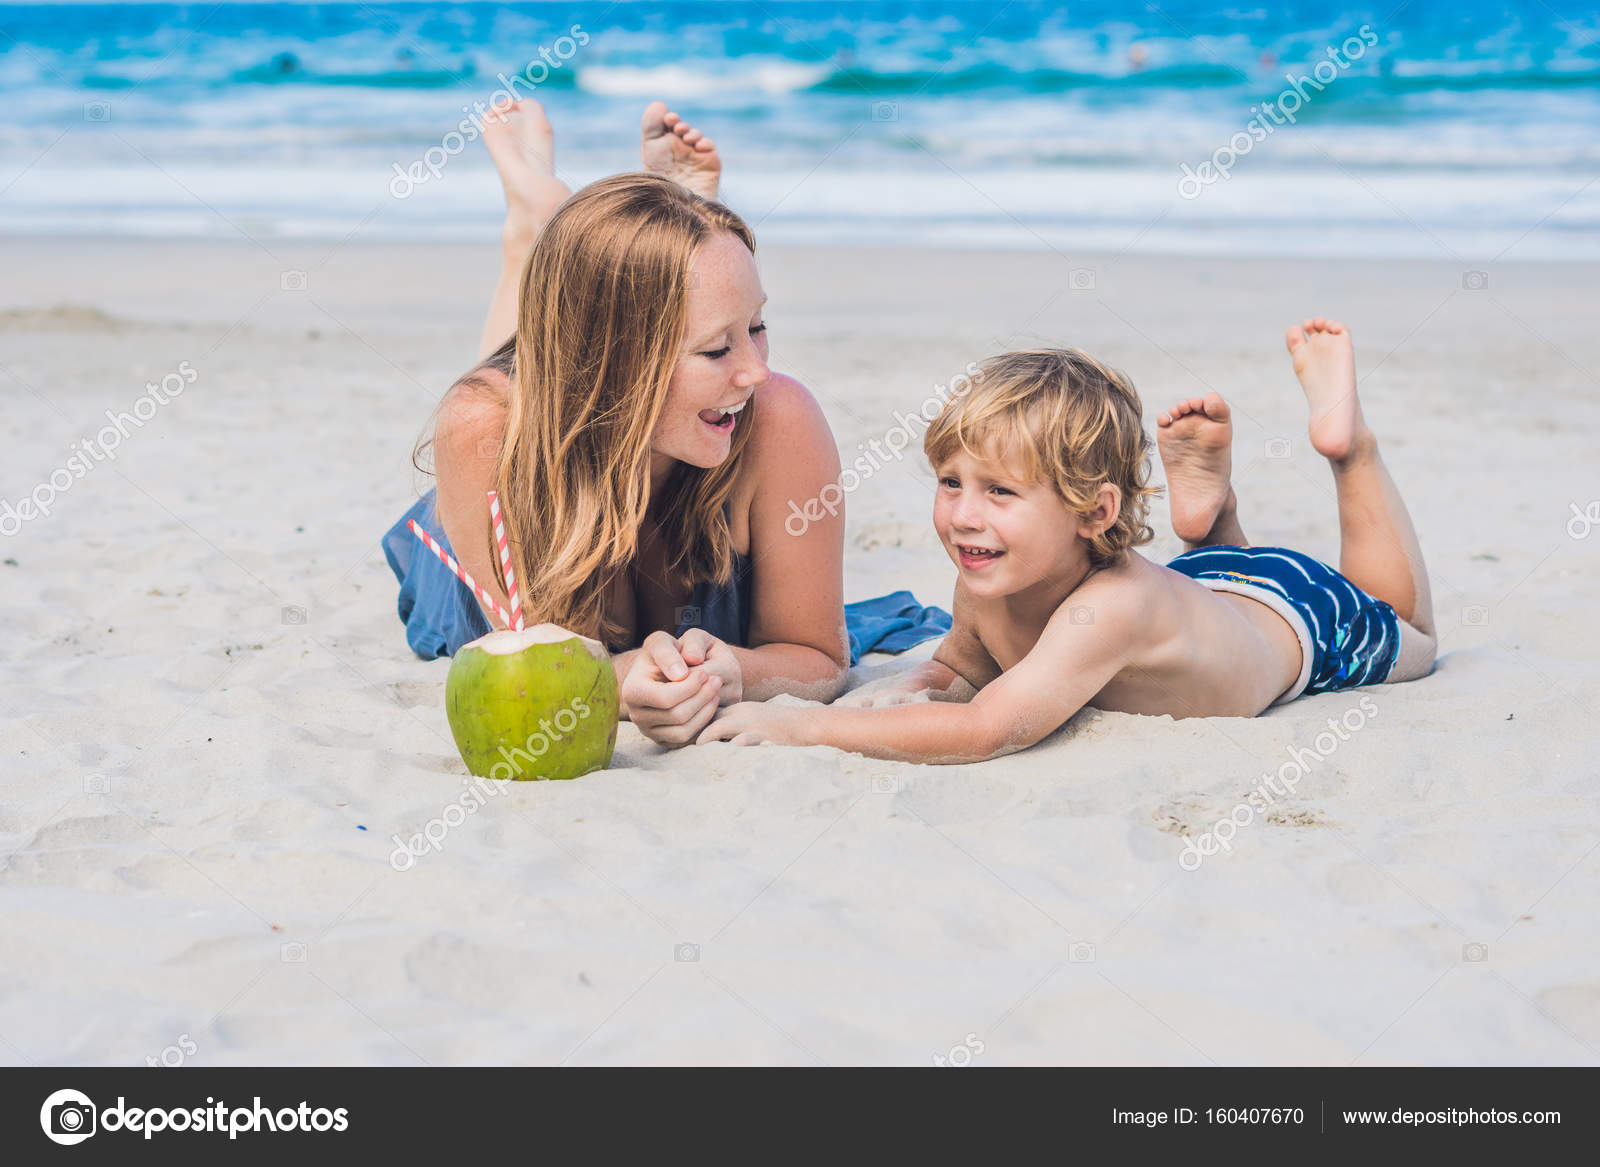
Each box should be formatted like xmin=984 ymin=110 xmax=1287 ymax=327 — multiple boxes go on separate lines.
xmin=699 ymin=318 xmax=1436 ymax=763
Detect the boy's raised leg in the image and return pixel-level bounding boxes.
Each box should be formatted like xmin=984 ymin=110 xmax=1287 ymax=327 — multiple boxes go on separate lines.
xmin=1287 ymin=318 xmax=1435 ymax=641
xmin=1157 ymin=393 xmax=1249 ymax=549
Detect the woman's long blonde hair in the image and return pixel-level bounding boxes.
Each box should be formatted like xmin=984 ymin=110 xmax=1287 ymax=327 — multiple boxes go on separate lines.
xmin=473 ymin=173 xmax=758 ymax=647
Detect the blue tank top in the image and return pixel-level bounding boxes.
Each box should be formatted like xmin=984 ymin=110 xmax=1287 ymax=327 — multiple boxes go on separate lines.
xmin=382 ymin=489 xmax=751 ymax=660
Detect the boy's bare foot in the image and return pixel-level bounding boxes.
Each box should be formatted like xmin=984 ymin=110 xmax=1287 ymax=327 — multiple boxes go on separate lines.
xmin=1285 ymin=317 xmax=1369 ymax=462
xmin=641 ymin=100 xmax=721 ymax=200
xmin=482 ymin=99 xmax=570 ymax=253
xmin=1157 ymin=393 xmax=1237 ymax=545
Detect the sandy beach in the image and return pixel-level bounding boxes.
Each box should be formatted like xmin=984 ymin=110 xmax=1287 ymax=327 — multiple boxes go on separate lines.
xmin=2 ymin=235 xmax=1598 ymax=1066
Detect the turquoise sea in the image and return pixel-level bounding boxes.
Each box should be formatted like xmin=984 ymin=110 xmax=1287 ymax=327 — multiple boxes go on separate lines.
xmin=2 ymin=1 xmax=1598 ymax=256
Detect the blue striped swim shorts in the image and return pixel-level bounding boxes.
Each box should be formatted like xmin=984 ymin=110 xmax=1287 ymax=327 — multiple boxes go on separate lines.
xmin=1165 ymin=545 xmax=1402 ymax=702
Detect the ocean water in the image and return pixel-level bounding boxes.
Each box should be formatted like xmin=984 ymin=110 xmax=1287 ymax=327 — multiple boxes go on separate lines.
xmin=2 ymin=0 xmax=1598 ymax=257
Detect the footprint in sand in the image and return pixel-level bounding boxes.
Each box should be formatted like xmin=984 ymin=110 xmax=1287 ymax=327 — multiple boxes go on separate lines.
xmin=1535 ymin=984 xmax=1600 ymax=1045
xmin=386 ymin=680 xmax=442 ymax=709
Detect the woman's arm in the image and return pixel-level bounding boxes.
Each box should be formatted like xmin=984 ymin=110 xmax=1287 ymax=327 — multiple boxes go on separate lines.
xmin=614 ymin=376 xmax=849 ymax=744
xmin=727 ymin=373 xmax=851 ymax=701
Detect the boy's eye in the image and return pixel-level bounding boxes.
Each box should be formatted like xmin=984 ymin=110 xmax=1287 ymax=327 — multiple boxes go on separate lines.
xmin=939 ymin=476 xmax=960 ymax=489
xmin=990 ymin=485 xmax=1014 ymax=496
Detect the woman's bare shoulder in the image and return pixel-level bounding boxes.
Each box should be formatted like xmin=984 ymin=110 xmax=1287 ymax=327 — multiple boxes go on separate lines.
xmin=742 ymin=373 xmax=833 ymax=471
xmin=731 ymin=372 xmax=836 ymax=514
xmin=751 ymin=372 xmax=826 ymax=431
xmin=435 ymin=364 xmax=510 ymax=462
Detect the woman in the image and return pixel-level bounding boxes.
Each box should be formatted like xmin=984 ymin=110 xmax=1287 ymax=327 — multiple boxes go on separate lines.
xmin=384 ymin=100 xmax=945 ymax=746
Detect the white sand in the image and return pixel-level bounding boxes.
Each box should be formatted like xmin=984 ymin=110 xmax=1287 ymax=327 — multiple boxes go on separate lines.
xmin=3 ymin=237 xmax=1598 ymax=1065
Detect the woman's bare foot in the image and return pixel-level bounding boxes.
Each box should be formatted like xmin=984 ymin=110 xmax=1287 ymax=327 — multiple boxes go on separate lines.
xmin=482 ymin=99 xmax=570 ymax=253
xmin=640 ymin=100 xmax=721 ymax=200
xmin=1285 ymin=317 xmax=1369 ymax=462
xmin=1156 ymin=393 xmax=1238 ymax=546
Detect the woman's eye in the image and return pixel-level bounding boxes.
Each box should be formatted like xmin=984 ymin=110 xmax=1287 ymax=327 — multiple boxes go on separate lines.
xmin=701 ymin=346 xmax=731 ymax=359
xmin=750 ymin=322 xmax=767 ymax=336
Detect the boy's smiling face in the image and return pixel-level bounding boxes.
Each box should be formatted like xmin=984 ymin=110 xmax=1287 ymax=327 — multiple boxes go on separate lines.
xmin=933 ymin=446 xmax=1096 ymax=601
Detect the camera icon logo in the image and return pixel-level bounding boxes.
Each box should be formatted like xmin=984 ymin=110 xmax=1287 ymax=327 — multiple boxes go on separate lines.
xmin=84 ymin=773 xmax=110 ymax=795
xmin=1461 ymin=270 xmax=1489 ymax=291
xmin=281 ymin=941 xmax=308 ymax=963
xmin=280 ymin=270 xmax=308 ymax=292
xmin=1265 ymin=437 xmax=1292 ymax=460
xmin=1069 ymin=605 xmax=1095 ymax=626
xmin=1069 ymin=941 xmax=1096 ymax=963
xmin=83 ymin=102 xmax=111 ymax=122
xmin=1069 ymin=268 xmax=1097 ymax=291
xmin=281 ymin=605 xmax=307 ymax=625
xmin=40 ymin=1088 xmax=97 ymax=1146
xmin=674 ymin=942 xmax=700 ymax=963
xmin=674 ymin=605 xmax=702 ymax=629
xmin=1462 ymin=942 xmax=1489 ymax=963
xmin=871 ymin=101 xmax=899 ymax=121
xmin=1460 ymin=605 xmax=1489 ymax=627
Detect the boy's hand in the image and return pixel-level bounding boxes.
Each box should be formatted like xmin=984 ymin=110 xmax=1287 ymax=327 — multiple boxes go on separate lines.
xmin=697 ymin=701 xmax=807 ymax=747
xmin=835 ymin=685 xmax=928 ymax=709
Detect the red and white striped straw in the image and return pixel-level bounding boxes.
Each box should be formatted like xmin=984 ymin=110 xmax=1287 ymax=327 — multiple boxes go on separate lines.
xmin=487 ymin=490 xmax=524 ymax=631
xmin=406 ymin=518 xmax=515 ymax=630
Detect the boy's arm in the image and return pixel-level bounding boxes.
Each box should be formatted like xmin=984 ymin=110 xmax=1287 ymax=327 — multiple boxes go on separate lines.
xmin=838 ymin=585 xmax=998 ymax=706
xmin=699 ymin=586 xmax=1135 ymax=764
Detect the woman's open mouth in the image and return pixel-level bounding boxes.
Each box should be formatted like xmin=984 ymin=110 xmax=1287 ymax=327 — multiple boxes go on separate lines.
xmin=698 ymin=398 xmax=749 ymax=433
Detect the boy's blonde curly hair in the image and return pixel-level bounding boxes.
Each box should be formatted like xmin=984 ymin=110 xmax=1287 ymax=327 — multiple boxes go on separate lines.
xmin=923 ymin=348 xmax=1160 ymax=568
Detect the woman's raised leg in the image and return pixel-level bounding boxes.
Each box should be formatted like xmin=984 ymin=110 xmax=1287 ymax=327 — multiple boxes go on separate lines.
xmin=476 ymin=99 xmax=570 ymax=360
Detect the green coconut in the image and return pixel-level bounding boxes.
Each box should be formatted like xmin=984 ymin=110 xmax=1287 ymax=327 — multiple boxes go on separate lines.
xmin=445 ymin=624 xmax=619 ymax=780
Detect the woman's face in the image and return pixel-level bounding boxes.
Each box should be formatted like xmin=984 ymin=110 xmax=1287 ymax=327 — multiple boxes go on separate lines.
xmin=652 ymin=231 xmax=771 ymax=472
